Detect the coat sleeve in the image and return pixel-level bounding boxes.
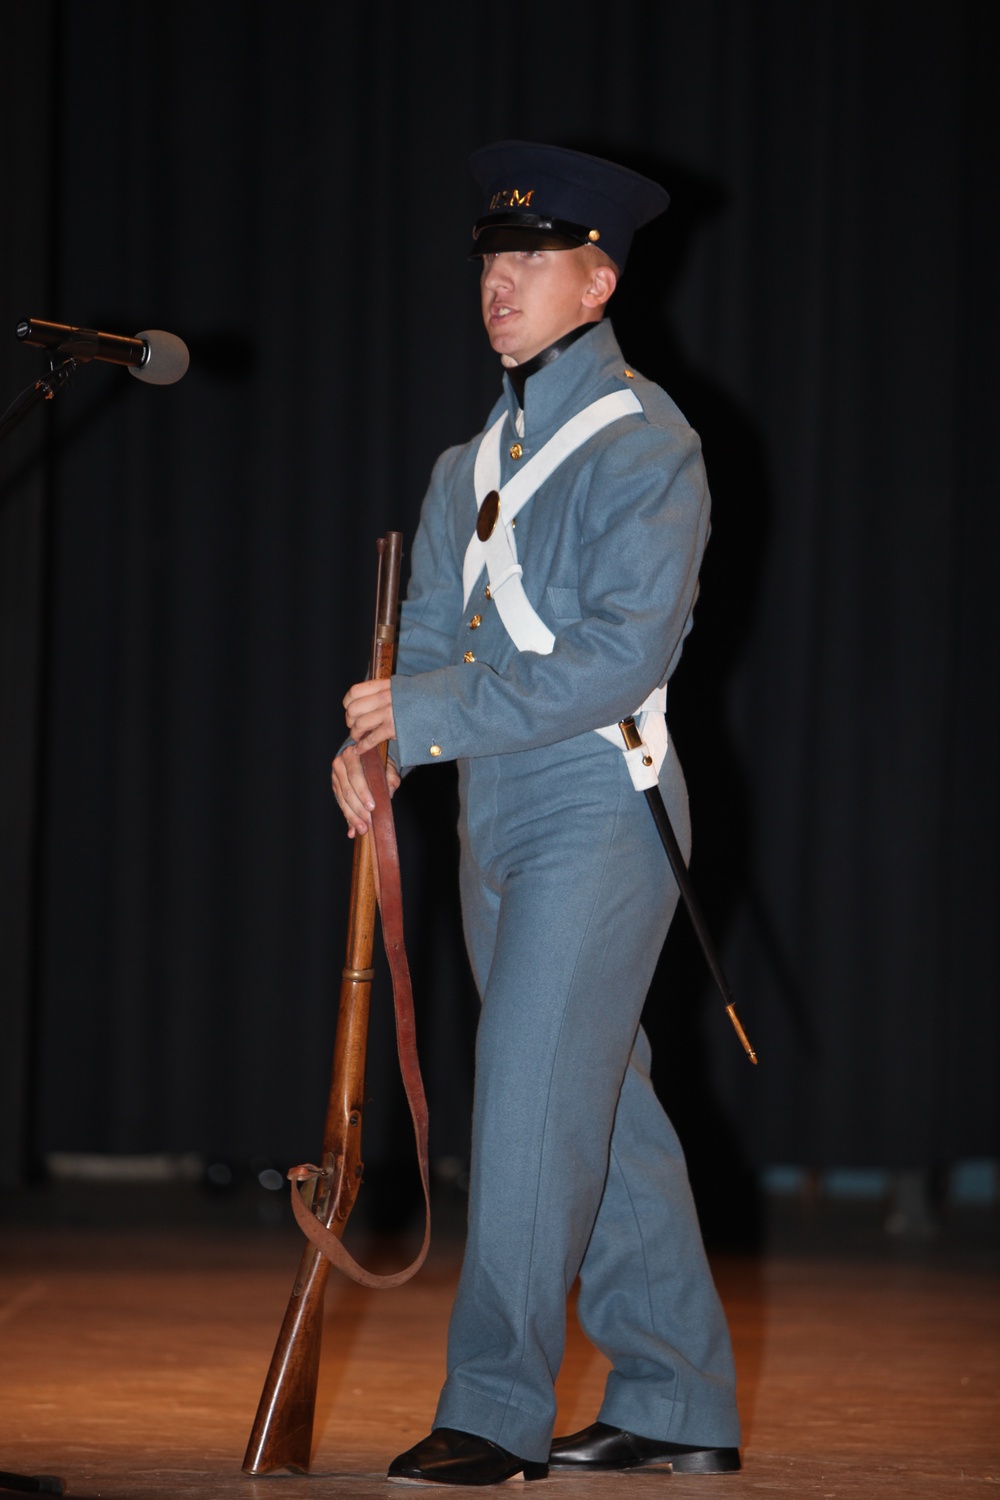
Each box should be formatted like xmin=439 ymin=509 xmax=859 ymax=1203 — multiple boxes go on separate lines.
xmin=393 ymin=444 xmax=468 ymax=679
xmin=380 ymin=443 xmax=467 ymax=771
xmin=391 ymin=414 xmax=710 ymax=769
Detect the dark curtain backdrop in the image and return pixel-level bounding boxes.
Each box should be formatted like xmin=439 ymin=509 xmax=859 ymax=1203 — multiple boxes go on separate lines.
xmin=1 ymin=0 xmax=996 ymax=1193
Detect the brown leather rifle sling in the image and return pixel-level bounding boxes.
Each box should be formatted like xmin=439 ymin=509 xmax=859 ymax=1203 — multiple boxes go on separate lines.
xmin=287 ymin=742 xmax=431 ymax=1287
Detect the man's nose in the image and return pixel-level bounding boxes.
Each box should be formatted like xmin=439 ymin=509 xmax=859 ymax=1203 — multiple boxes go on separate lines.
xmin=482 ymin=253 xmax=513 ymax=287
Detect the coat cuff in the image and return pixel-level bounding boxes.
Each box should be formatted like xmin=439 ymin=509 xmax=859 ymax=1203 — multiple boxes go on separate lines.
xmin=392 ymin=669 xmax=459 ymax=768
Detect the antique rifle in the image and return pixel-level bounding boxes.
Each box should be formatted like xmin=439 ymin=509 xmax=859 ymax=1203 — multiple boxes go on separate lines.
xmin=243 ymin=531 xmax=430 ymax=1475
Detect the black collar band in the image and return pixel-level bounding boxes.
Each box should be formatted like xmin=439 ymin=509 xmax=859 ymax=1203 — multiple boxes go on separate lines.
xmin=505 ymin=322 xmax=597 ymax=407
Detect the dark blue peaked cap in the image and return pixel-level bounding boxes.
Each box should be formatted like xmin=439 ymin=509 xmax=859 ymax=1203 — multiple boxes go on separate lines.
xmin=469 ymin=140 xmax=669 ymax=271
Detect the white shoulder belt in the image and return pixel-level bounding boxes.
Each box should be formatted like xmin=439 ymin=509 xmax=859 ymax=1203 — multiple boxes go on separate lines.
xmin=461 ymin=388 xmax=666 ymax=792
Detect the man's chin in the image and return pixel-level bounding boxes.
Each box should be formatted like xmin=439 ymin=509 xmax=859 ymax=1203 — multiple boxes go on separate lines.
xmin=489 ymin=334 xmax=542 ymax=365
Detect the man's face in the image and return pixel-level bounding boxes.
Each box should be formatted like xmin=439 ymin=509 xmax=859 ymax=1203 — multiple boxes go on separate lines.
xmin=479 ymin=247 xmax=610 ymax=365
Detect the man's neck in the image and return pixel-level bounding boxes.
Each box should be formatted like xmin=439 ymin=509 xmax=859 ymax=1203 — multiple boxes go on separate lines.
xmin=503 ymin=322 xmax=599 ymax=408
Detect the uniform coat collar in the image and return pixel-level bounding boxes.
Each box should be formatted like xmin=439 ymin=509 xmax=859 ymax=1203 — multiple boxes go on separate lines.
xmin=501 ymin=319 xmax=626 ymax=438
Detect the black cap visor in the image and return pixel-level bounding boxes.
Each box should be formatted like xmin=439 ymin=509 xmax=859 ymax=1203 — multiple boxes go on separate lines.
xmin=470 ymin=211 xmax=599 ymax=258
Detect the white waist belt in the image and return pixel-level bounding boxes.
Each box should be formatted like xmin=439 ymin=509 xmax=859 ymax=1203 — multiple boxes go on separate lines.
xmin=462 ymin=388 xmax=666 ymax=792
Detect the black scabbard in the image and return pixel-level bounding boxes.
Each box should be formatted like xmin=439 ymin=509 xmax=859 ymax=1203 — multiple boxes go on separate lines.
xmin=620 ymin=719 xmax=757 ymax=1064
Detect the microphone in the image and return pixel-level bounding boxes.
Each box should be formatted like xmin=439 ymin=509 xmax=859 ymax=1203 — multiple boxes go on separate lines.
xmin=15 ymin=317 xmax=190 ymax=386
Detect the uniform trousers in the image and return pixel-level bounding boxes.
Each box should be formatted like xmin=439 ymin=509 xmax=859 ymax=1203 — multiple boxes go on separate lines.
xmin=432 ymin=735 xmax=740 ymax=1463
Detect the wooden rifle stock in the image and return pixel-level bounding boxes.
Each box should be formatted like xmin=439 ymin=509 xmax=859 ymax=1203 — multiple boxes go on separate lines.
xmin=243 ymin=532 xmax=413 ymax=1476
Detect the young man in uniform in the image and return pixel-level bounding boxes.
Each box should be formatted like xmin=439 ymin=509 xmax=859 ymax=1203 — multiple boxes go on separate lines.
xmin=332 ymin=141 xmax=741 ymax=1486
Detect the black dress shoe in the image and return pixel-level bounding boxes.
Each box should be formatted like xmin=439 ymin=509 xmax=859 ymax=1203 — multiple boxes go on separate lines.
xmin=549 ymin=1420 xmax=740 ymax=1473
xmin=388 ymin=1427 xmax=548 ymax=1485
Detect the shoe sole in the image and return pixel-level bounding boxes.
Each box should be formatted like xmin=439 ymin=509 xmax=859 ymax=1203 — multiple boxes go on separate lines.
xmin=670 ymin=1453 xmax=741 ymax=1474
xmin=389 ymin=1465 xmax=548 ymax=1485
xmin=550 ymin=1454 xmax=741 ymax=1475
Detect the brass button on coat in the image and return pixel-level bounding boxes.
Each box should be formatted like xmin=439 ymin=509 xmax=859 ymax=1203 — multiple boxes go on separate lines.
xmin=429 ymin=744 xmax=442 ymax=757
xmin=469 ymin=614 xmax=482 ymax=629
xmin=463 ymin=650 xmax=475 ymax=663
xmin=509 ymin=442 xmax=523 ymax=460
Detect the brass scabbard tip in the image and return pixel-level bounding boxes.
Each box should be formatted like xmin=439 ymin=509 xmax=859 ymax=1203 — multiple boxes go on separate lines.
xmin=725 ymin=1003 xmax=758 ymax=1064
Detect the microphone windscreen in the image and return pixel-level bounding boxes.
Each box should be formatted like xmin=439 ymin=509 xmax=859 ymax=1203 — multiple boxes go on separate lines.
xmin=129 ymin=329 xmax=190 ymax=385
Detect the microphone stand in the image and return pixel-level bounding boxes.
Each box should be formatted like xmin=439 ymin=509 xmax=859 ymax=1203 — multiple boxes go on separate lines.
xmin=0 ymin=345 xmax=111 ymax=1499
xmin=0 ymin=359 xmax=79 ymax=446
xmin=0 ymin=354 xmax=74 ymax=1488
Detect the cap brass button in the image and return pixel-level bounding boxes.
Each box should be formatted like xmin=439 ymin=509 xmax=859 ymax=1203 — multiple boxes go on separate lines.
xmin=463 ymin=650 xmax=475 ymax=663
xmin=509 ymin=442 xmax=523 ymax=461
xmin=429 ymin=744 xmax=442 ymax=757
xmin=470 ymin=614 xmax=482 ymax=629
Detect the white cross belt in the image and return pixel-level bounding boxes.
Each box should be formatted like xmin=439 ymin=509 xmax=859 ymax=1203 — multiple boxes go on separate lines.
xmin=461 ymin=388 xmax=666 ymax=791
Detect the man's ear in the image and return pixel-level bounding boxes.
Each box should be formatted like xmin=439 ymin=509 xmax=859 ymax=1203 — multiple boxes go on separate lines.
xmin=582 ymin=261 xmax=618 ymax=310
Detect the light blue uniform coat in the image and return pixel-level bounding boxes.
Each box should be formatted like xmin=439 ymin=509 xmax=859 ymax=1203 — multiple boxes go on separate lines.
xmin=390 ymin=319 xmax=740 ymax=1461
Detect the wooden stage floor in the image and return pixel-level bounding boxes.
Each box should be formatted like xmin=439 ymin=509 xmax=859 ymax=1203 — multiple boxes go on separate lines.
xmin=1 ymin=1184 xmax=997 ymax=1498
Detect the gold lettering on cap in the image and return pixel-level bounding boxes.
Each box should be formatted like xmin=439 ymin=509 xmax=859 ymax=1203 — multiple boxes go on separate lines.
xmin=489 ymin=188 xmax=535 ymax=210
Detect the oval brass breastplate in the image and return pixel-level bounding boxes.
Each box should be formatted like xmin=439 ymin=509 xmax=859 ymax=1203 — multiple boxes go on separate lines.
xmin=476 ymin=489 xmax=501 ymax=541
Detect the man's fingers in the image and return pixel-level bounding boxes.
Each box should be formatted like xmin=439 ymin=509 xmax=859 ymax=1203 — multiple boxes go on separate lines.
xmin=344 ymin=680 xmax=391 ymax=725
xmin=354 ymin=726 xmax=390 ymax=755
xmin=332 ymin=703 xmax=400 ymax=839
xmin=331 ymin=746 xmax=375 ymax=837
xmin=343 ymin=679 xmax=396 ymax=750
xmin=331 ymin=746 xmax=400 ymax=838
xmin=348 ymin=708 xmax=389 ymax=751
